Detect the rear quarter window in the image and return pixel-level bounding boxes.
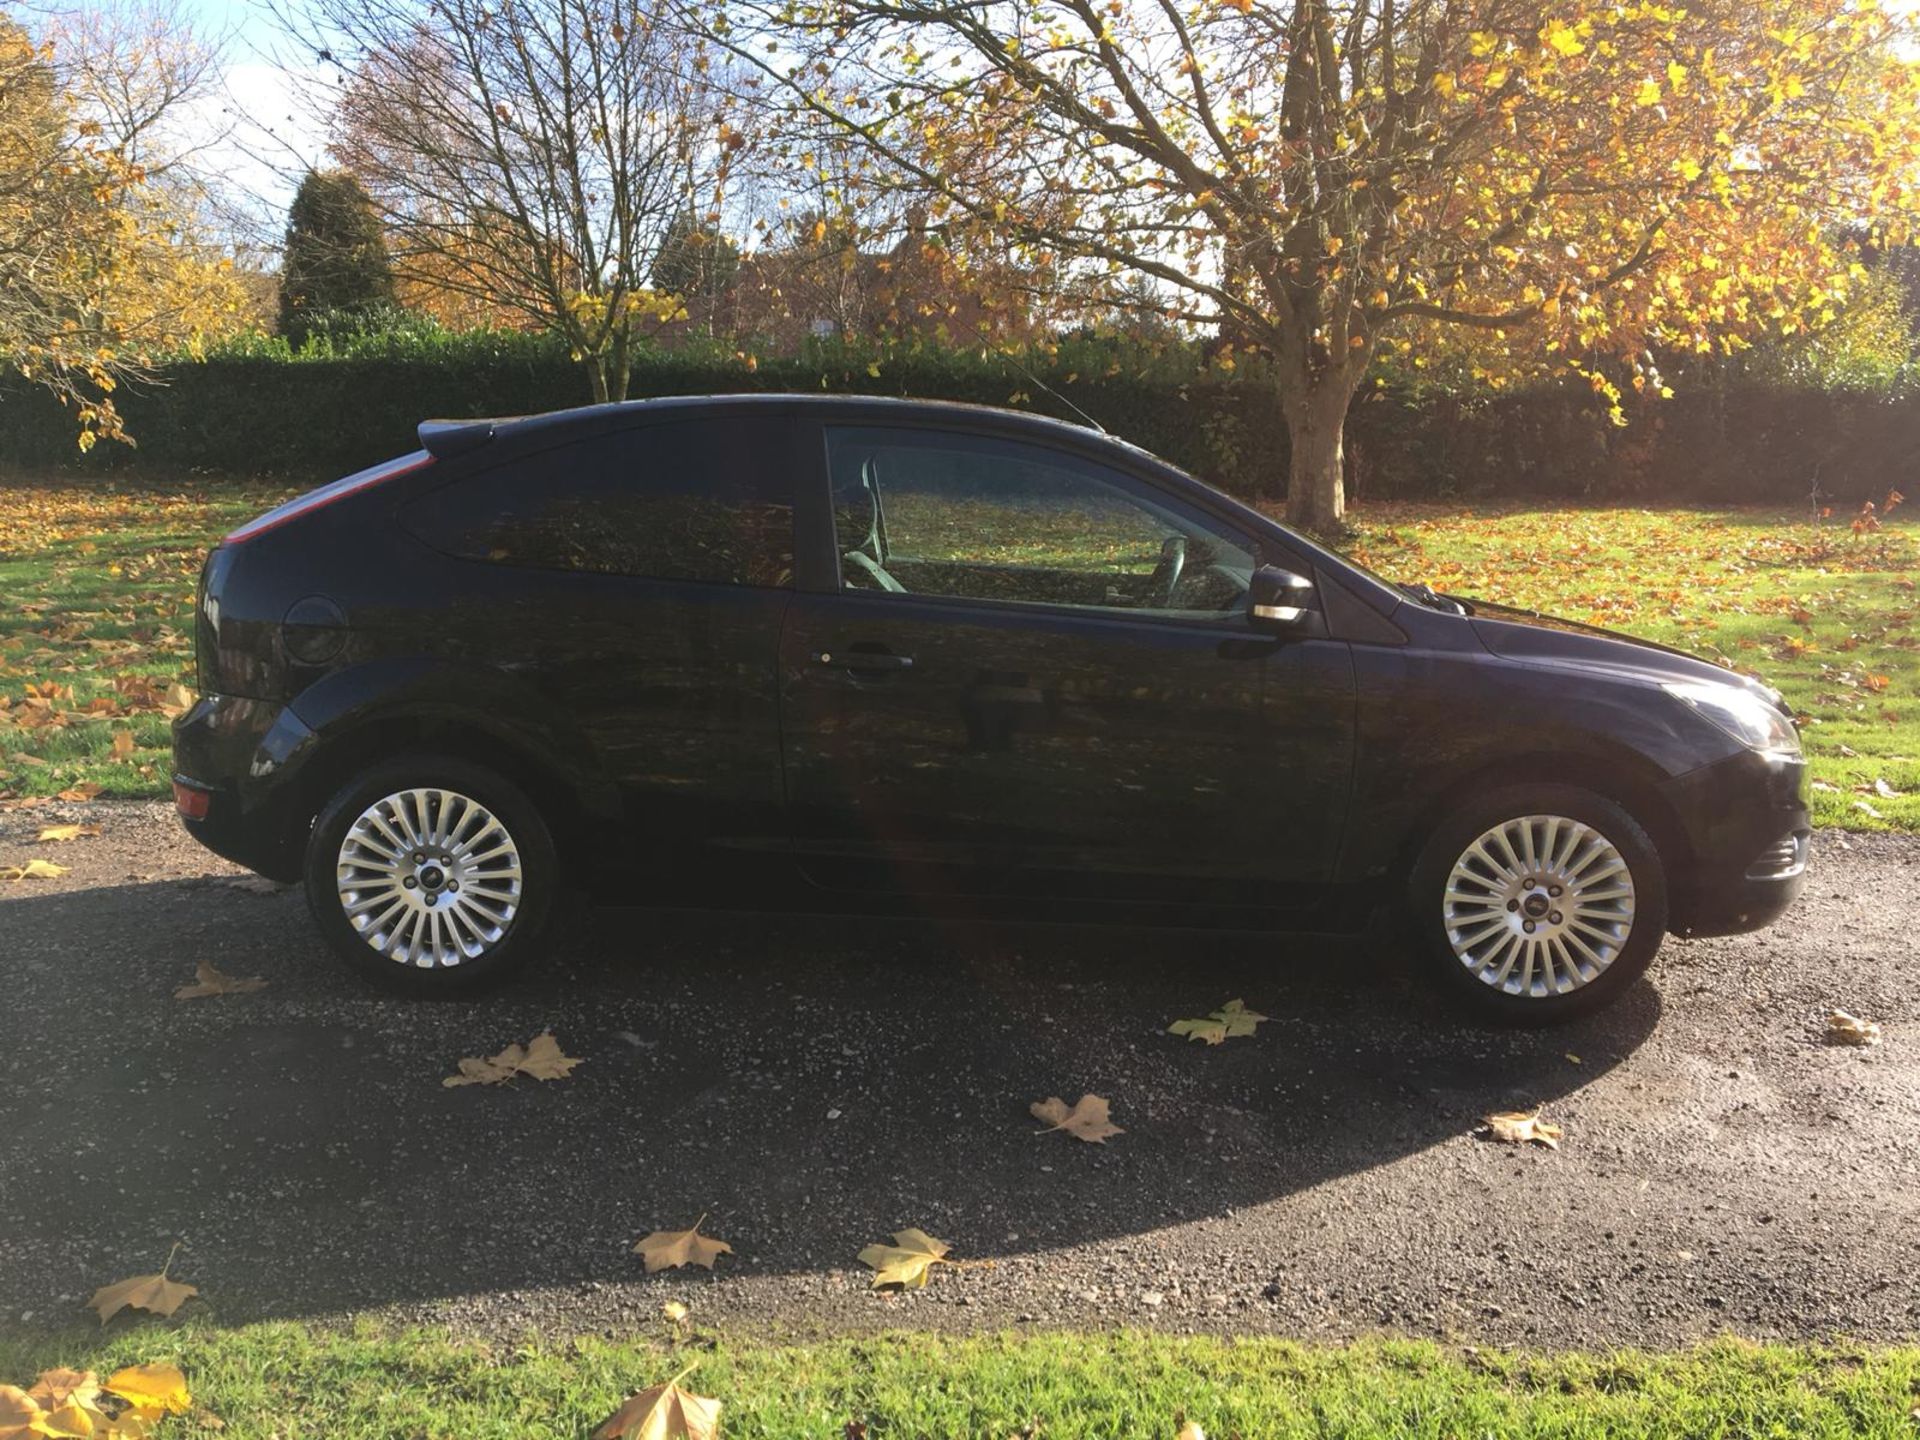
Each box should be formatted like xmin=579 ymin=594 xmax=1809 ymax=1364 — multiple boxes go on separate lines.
xmin=402 ymin=417 xmax=794 ymax=588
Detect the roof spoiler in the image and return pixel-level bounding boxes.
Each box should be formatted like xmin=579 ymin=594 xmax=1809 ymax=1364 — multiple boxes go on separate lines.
xmin=418 ymin=418 xmax=499 ymax=459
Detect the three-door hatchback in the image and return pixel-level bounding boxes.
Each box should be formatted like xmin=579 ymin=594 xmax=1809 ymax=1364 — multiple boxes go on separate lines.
xmin=174 ymin=395 xmax=1810 ymax=1021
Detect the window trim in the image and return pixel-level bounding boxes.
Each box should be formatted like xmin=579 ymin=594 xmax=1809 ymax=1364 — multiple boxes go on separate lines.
xmin=818 ymin=422 xmax=1274 ymax=625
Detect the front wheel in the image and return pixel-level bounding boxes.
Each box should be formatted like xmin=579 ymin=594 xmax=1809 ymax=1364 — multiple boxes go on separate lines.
xmin=304 ymin=755 xmax=557 ymax=996
xmin=1408 ymin=783 xmax=1668 ymax=1025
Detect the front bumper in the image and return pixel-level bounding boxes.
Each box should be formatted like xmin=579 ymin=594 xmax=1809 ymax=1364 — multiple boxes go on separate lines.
xmin=171 ymin=693 xmax=316 ymax=882
xmin=1664 ymin=747 xmax=1810 ymax=937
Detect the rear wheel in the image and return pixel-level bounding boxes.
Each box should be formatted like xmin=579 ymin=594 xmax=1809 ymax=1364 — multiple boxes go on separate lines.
xmin=304 ymin=755 xmax=556 ymax=995
xmin=1409 ymin=783 xmax=1667 ymax=1024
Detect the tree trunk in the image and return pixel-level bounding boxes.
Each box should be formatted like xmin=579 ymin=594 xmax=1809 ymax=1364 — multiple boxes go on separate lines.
xmin=585 ymin=355 xmax=611 ymax=405
xmin=1281 ymin=372 xmax=1358 ymax=532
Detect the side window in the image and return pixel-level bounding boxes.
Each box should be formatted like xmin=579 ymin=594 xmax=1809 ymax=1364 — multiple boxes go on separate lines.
xmin=404 ymin=419 xmax=793 ymax=587
xmin=826 ymin=426 xmax=1258 ymax=617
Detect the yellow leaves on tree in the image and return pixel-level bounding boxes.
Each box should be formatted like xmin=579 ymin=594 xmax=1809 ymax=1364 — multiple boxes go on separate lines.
xmin=1030 ymin=1094 xmax=1124 ymax=1143
xmin=2 ymin=1365 xmax=191 ymax=1440
xmin=87 ymin=1246 xmax=199 ymax=1324
xmin=633 ymin=1216 xmax=733 ymax=1272
xmin=594 ymin=1374 xmax=722 ymax=1440
xmin=1167 ymin=999 xmax=1268 ymax=1045
xmin=857 ymin=1228 xmax=952 ymax=1289
xmin=173 ymin=959 xmax=267 ymax=1000
xmin=443 ymin=1031 xmax=582 ymax=1086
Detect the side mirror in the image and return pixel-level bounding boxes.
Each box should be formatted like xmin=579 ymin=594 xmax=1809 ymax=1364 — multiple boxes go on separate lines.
xmin=1248 ymin=565 xmax=1315 ymax=630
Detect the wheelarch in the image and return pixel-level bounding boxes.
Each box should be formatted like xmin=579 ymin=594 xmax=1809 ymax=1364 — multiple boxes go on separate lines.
xmin=273 ymin=713 xmax=605 ymax=878
xmin=1390 ymin=749 xmax=1694 ymax=901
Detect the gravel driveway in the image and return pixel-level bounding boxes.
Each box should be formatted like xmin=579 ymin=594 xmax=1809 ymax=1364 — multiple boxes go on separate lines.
xmin=2 ymin=800 xmax=1916 ymax=1347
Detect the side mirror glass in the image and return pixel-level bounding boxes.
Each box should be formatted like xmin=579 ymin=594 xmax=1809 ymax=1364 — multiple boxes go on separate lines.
xmin=1248 ymin=565 xmax=1315 ymax=629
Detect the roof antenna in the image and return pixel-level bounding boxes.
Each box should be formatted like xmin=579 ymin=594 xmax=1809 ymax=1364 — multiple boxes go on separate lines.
xmin=940 ymin=308 xmax=1109 ymax=436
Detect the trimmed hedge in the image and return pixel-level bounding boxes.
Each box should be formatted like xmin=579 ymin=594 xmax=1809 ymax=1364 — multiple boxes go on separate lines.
xmin=0 ymin=334 xmax=1912 ymax=506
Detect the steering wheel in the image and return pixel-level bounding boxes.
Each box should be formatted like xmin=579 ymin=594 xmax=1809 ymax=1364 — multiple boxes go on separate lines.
xmin=1146 ymin=533 xmax=1188 ymax=608
xmin=843 ymin=548 xmax=907 ymax=593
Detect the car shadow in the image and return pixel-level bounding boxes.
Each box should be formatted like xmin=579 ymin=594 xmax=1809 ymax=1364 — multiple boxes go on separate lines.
xmin=0 ymin=877 xmax=1659 ymax=1325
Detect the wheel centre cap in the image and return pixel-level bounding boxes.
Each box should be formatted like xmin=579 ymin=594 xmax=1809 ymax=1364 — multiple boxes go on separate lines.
xmin=1522 ymin=892 xmax=1550 ymax=919
xmin=419 ymin=865 xmax=445 ymax=890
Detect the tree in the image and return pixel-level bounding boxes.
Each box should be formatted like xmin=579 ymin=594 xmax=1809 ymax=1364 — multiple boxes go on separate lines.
xmin=652 ymin=209 xmax=741 ymax=303
xmin=713 ymin=0 xmax=1920 ymax=527
xmin=277 ymin=169 xmax=396 ymax=344
xmin=2 ymin=13 xmax=247 ymax=446
xmin=308 ymin=0 xmax=733 ymax=402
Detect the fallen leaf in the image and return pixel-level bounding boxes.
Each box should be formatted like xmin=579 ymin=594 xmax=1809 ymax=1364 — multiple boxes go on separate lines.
xmin=105 ymin=1364 xmax=191 ymax=1418
xmin=56 ymin=782 xmax=103 ymax=802
xmin=1167 ymin=998 xmax=1269 ymax=1045
xmin=661 ymin=1300 xmax=690 ymax=1325
xmin=1480 ymin=1109 xmax=1563 ymax=1149
xmin=0 ymin=1387 xmax=39 ymax=1440
xmin=174 ymin=959 xmax=268 ymax=1000
xmin=1176 ymin=1423 xmax=1207 ymax=1440
xmin=858 ymin=1228 xmax=951 ymax=1289
xmin=1031 ymin=1094 xmax=1125 ymax=1143
xmin=25 ymin=1372 xmax=99 ymax=1412
xmin=2 ymin=858 xmax=68 ymax=881
xmin=111 ymin=729 xmax=135 ymax=760
xmin=1827 ymin=1009 xmax=1882 ymax=1046
xmin=1854 ymin=799 xmax=1884 ymax=819
xmin=36 ymin=823 xmax=100 ymax=842
xmin=634 ymin=1216 xmax=732 ymax=1272
xmin=594 ymin=1380 xmax=722 ymax=1440
xmin=443 ymin=1030 xmax=581 ymax=1086
xmin=88 ymin=1254 xmax=199 ymax=1324
xmin=1871 ymin=778 xmax=1905 ymax=799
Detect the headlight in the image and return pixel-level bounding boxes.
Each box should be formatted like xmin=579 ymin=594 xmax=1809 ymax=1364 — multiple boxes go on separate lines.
xmin=1663 ymin=680 xmax=1801 ymax=756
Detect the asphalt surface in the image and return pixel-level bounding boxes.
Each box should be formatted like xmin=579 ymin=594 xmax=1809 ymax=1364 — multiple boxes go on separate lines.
xmin=2 ymin=800 xmax=1917 ymax=1347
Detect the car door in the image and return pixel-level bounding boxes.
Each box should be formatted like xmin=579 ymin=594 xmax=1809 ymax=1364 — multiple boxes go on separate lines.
xmin=778 ymin=421 xmax=1357 ymax=909
xmin=398 ymin=412 xmax=796 ymax=875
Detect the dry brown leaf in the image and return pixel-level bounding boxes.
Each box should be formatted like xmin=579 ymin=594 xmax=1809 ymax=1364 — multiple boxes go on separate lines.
xmin=1481 ymin=1109 xmax=1563 ymax=1149
xmin=56 ymin=782 xmax=103 ymax=802
xmin=1168 ymin=998 xmax=1268 ymax=1045
xmin=594 ymin=1380 xmax=722 ymax=1440
xmin=857 ymin=1228 xmax=951 ymax=1289
xmin=88 ymin=1261 xmax=199 ymax=1324
xmin=443 ymin=1030 xmax=581 ymax=1086
xmin=111 ymin=729 xmax=135 ymax=761
xmin=174 ymin=959 xmax=268 ymax=1001
xmin=2 ymin=858 xmax=68 ymax=881
xmin=1031 ymin=1094 xmax=1125 ymax=1143
xmin=633 ymin=1215 xmax=733 ymax=1273
xmin=25 ymin=1370 xmax=99 ymax=1412
xmin=36 ymin=823 xmax=100 ymax=842
xmin=1827 ymin=1009 xmax=1883 ymax=1046
xmin=0 ymin=1386 xmax=40 ymax=1440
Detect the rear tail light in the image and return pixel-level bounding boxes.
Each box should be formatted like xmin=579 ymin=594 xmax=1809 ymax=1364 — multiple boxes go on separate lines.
xmin=224 ymin=453 xmax=433 ymax=544
xmin=172 ymin=779 xmax=212 ymax=820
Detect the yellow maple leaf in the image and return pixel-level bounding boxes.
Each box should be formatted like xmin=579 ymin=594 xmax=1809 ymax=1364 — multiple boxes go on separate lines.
xmin=1030 ymin=1094 xmax=1125 ymax=1143
xmin=0 ymin=1385 xmax=41 ymax=1440
xmin=443 ymin=1031 xmax=581 ymax=1086
xmin=1541 ymin=19 xmax=1584 ymax=56
xmin=3 ymin=858 xmax=69 ymax=881
xmin=594 ymin=1379 xmax=722 ymax=1440
xmin=88 ymin=1250 xmax=199 ymax=1324
xmin=1168 ymin=998 xmax=1269 ymax=1045
xmin=858 ymin=1229 xmax=951 ymax=1289
xmin=25 ymin=1372 xmax=99 ymax=1413
xmin=174 ymin=959 xmax=268 ymax=1000
xmin=36 ymin=823 xmax=100 ymax=842
xmin=104 ymin=1365 xmax=191 ymax=1419
xmin=633 ymin=1215 xmax=733 ymax=1273
xmin=1634 ymin=77 xmax=1662 ymax=106
xmin=1481 ymin=1109 xmax=1563 ymax=1149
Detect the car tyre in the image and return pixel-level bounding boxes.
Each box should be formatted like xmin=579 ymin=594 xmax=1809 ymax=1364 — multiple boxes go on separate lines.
xmin=1408 ymin=782 xmax=1668 ymax=1026
xmin=304 ymin=754 xmax=557 ymax=996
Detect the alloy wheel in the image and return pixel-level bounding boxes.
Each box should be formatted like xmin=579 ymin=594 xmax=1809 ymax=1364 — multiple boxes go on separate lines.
xmin=335 ymin=787 xmax=523 ymax=967
xmin=1442 ymin=813 xmax=1636 ymax=999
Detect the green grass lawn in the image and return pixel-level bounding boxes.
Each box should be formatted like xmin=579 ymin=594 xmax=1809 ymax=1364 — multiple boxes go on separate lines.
xmin=1326 ymin=502 xmax=1918 ymax=832
xmin=3 ymin=1322 xmax=1919 ymax=1439
xmin=1 ymin=475 xmax=1913 ymax=829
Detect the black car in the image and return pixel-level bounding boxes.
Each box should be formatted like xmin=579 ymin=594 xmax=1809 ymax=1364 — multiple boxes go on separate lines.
xmin=173 ymin=395 xmax=1809 ymax=1021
